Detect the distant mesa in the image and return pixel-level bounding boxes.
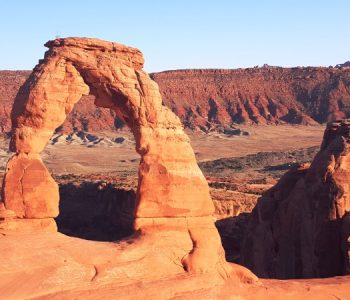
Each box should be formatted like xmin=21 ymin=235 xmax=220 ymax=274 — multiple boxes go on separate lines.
xmin=151 ymin=67 xmax=350 ymax=129
xmin=1 ymin=62 xmax=350 ymax=134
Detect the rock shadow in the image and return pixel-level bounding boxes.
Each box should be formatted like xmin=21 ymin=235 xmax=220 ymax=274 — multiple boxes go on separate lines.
xmin=215 ymin=212 xmax=251 ymax=264
xmin=55 ymin=181 xmax=136 ymax=241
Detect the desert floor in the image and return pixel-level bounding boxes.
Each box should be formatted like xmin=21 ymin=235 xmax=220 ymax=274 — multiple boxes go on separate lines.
xmin=0 ymin=125 xmax=325 ymax=176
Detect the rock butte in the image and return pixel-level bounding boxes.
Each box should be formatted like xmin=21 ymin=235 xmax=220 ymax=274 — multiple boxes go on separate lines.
xmin=241 ymin=119 xmax=350 ymax=279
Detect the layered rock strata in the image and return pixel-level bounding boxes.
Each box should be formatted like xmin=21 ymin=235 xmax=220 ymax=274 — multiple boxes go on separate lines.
xmin=0 ymin=37 xmax=255 ymax=280
xmin=153 ymin=68 xmax=350 ymax=129
xmin=241 ymin=119 xmax=350 ymax=278
xmin=1 ymin=66 xmax=350 ymax=133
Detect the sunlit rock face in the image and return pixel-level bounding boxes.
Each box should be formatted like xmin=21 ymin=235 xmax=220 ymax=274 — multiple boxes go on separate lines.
xmin=0 ymin=37 xmax=249 ymax=278
xmin=241 ymin=119 xmax=350 ymax=279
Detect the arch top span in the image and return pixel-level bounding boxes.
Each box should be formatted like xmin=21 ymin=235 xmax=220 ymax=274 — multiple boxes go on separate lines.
xmin=45 ymin=37 xmax=145 ymax=70
xmin=11 ymin=37 xmax=166 ymax=153
xmin=0 ymin=37 xmax=256 ymax=280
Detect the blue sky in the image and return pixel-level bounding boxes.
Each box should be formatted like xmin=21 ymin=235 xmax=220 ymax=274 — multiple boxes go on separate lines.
xmin=1 ymin=0 xmax=349 ymax=72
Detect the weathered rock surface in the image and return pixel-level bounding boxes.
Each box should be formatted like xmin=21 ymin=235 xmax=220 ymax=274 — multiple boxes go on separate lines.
xmin=1 ymin=232 xmax=350 ymax=300
xmin=2 ymin=153 xmax=59 ymax=218
xmin=1 ymin=66 xmax=350 ymax=133
xmin=0 ymin=37 xmax=255 ymax=280
xmin=241 ymin=119 xmax=350 ymax=278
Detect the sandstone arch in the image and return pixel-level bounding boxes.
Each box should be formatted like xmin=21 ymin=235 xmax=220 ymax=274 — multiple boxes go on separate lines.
xmin=0 ymin=38 xmax=253 ymax=278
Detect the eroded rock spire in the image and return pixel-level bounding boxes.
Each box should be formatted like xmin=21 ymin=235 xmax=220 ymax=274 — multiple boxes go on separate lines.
xmin=241 ymin=119 xmax=350 ymax=278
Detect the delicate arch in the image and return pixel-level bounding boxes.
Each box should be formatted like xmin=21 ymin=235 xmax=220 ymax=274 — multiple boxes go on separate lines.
xmin=5 ymin=37 xmax=214 ymax=220
xmin=1 ymin=38 xmax=235 ymax=277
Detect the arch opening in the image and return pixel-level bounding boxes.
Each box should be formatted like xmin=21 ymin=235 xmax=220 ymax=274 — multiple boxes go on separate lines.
xmin=51 ymin=89 xmax=139 ymax=241
xmin=56 ymin=178 xmax=137 ymax=242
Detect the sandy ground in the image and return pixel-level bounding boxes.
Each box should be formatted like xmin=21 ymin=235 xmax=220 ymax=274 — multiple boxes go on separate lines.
xmin=190 ymin=124 xmax=324 ymax=161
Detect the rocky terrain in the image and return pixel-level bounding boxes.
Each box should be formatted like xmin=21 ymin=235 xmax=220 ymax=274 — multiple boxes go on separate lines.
xmin=152 ymin=67 xmax=350 ymax=129
xmin=49 ymin=145 xmax=320 ymax=255
xmin=1 ymin=65 xmax=350 ymax=134
xmin=0 ymin=124 xmax=325 ymax=265
xmin=1 ymin=37 xmax=350 ymax=300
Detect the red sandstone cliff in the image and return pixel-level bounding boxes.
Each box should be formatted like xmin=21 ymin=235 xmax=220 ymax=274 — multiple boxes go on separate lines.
xmin=152 ymin=68 xmax=350 ymax=130
xmin=1 ymin=67 xmax=350 ymax=133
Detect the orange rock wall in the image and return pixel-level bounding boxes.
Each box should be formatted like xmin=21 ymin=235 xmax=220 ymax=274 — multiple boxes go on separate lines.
xmin=1 ymin=67 xmax=350 ymax=133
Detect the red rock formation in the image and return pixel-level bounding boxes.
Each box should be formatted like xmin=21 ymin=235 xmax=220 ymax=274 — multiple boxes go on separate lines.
xmin=0 ymin=37 xmax=258 ymax=281
xmin=3 ymin=230 xmax=350 ymax=299
xmin=1 ymin=66 xmax=350 ymax=133
xmin=153 ymin=68 xmax=350 ymax=129
xmin=241 ymin=119 xmax=350 ymax=278
xmin=2 ymin=153 xmax=59 ymax=218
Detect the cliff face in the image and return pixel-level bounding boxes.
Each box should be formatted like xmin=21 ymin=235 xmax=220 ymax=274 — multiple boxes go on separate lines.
xmin=1 ymin=67 xmax=350 ymax=133
xmin=153 ymin=68 xmax=350 ymax=130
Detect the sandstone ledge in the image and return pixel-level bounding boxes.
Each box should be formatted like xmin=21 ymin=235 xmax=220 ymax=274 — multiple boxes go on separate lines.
xmin=0 ymin=232 xmax=349 ymax=299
